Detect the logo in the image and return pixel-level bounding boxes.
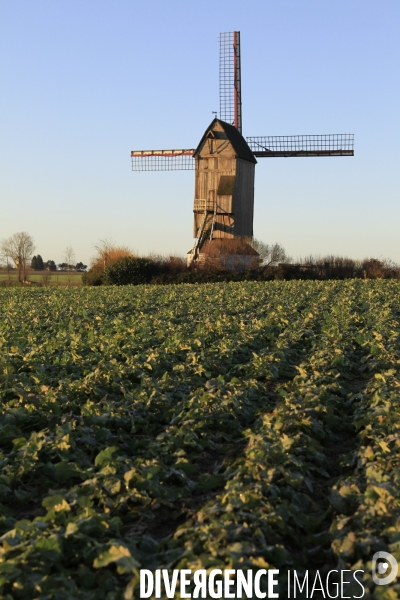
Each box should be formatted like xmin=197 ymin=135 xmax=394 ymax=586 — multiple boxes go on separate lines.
xmin=372 ymin=551 xmax=398 ymax=586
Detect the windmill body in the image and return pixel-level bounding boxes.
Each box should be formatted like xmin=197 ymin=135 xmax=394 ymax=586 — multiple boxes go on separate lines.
xmin=131 ymin=32 xmax=354 ymax=265
xmin=188 ymin=118 xmax=257 ymax=264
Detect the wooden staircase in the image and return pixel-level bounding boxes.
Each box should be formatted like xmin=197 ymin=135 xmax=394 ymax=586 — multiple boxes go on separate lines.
xmin=188 ymin=204 xmax=217 ymax=264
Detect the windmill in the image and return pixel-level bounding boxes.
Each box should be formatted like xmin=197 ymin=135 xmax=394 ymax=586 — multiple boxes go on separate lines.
xmin=131 ymin=31 xmax=354 ymax=266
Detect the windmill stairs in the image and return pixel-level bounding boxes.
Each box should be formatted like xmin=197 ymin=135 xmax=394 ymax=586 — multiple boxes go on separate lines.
xmin=188 ymin=199 xmax=218 ymax=264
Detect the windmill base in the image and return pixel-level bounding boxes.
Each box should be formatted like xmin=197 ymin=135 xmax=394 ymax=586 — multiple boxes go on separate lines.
xmin=187 ymin=238 xmax=260 ymax=270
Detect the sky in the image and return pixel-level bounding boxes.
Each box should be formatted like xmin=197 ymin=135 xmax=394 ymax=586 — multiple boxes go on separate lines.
xmin=1 ymin=0 xmax=399 ymax=265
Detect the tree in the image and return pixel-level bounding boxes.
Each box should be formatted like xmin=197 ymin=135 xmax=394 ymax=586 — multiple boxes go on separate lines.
xmin=36 ymin=254 xmax=44 ymax=270
xmin=45 ymin=260 xmax=57 ymax=272
xmin=250 ymin=239 xmax=291 ymax=267
xmin=0 ymin=246 xmax=13 ymax=280
xmin=0 ymin=232 xmax=35 ymax=282
xmin=75 ymin=262 xmax=87 ymax=271
xmin=31 ymin=254 xmax=44 ymax=270
xmin=64 ymin=247 xmax=76 ymax=271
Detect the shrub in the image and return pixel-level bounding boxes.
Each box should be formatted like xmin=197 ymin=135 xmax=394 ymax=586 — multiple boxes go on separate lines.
xmin=103 ymin=256 xmax=158 ymax=286
xmin=82 ymin=249 xmax=400 ymax=286
xmin=82 ymin=265 xmax=105 ymax=286
xmin=91 ymin=240 xmax=134 ymax=272
xmin=83 ymin=241 xmax=136 ymax=286
xmin=362 ymin=258 xmax=386 ymax=279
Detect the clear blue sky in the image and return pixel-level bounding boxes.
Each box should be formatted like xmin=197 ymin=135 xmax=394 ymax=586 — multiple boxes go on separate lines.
xmin=1 ymin=0 xmax=399 ymax=265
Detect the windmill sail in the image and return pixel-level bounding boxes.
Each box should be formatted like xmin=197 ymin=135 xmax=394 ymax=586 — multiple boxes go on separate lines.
xmin=246 ymin=134 xmax=354 ymax=157
xmin=219 ymin=31 xmax=242 ymax=133
xmin=131 ymin=149 xmax=195 ymax=171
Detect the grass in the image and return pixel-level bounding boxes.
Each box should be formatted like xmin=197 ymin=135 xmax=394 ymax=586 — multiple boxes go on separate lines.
xmin=0 ymin=270 xmax=83 ymax=286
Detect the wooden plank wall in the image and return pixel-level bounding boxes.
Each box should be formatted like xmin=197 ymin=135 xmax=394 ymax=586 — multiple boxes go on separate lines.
xmin=193 ymin=154 xmax=237 ymax=238
xmin=193 ymin=121 xmax=255 ymax=239
xmin=232 ymin=158 xmax=255 ymax=237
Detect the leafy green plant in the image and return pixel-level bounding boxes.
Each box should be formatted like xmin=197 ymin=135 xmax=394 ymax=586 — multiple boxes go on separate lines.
xmin=0 ymin=281 xmax=399 ymax=598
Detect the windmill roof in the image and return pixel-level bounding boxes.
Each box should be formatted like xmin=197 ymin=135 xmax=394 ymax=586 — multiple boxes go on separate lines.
xmin=194 ymin=119 xmax=257 ymax=164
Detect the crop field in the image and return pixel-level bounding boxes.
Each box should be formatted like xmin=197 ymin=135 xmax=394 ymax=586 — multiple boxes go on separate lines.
xmin=0 ymin=281 xmax=399 ymax=599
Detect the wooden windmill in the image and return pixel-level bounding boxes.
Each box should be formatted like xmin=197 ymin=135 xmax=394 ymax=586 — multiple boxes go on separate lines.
xmin=131 ymin=31 xmax=354 ymax=266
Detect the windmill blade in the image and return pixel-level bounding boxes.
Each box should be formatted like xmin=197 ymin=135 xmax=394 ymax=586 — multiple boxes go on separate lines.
xmin=246 ymin=134 xmax=354 ymax=157
xmin=219 ymin=31 xmax=242 ymax=133
xmin=131 ymin=149 xmax=195 ymax=171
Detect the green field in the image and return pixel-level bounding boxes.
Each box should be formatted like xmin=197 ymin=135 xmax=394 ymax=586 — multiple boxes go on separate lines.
xmin=0 ymin=271 xmax=83 ymax=286
xmin=0 ymin=281 xmax=399 ymax=599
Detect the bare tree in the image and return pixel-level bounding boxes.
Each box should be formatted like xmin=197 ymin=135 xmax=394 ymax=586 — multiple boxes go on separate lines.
xmin=250 ymin=239 xmax=291 ymax=267
xmin=92 ymin=238 xmax=134 ymax=271
xmin=94 ymin=238 xmax=113 ymax=271
xmin=1 ymin=232 xmax=35 ymax=282
xmin=0 ymin=246 xmax=11 ymax=280
xmin=63 ymin=246 xmax=76 ymax=271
